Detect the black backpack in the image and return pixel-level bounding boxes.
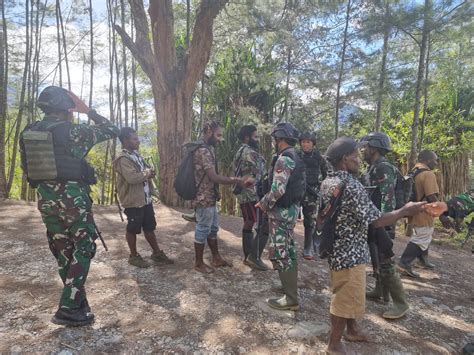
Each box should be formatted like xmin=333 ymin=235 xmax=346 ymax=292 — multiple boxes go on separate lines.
xmin=399 ymin=167 xmax=429 ymax=205
xmin=174 ymin=143 xmax=207 ymax=200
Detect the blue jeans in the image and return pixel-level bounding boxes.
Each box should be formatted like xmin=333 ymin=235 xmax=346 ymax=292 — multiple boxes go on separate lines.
xmin=195 ymin=206 xmax=219 ymax=244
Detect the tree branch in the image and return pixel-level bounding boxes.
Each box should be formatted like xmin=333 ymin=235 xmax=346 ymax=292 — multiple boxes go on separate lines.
xmin=183 ymin=0 xmax=228 ymax=95
xmin=124 ymin=0 xmax=168 ymax=94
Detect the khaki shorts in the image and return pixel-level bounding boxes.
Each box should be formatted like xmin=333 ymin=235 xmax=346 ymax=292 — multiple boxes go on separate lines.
xmin=330 ymin=264 xmax=366 ymax=319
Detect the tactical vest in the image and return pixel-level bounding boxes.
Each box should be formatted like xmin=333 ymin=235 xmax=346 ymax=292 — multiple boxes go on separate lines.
xmin=270 ymin=147 xmax=306 ymax=208
xmin=299 ymin=150 xmax=323 ymax=187
xmin=20 ymin=118 xmax=96 ymax=187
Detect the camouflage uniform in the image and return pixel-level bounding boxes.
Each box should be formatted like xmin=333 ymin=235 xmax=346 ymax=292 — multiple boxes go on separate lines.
xmin=35 ymin=114 xmax=119 ymax=309
xmin=234 ymin=144 xmax=266 ymax=206
xmin=365 ymin=157 xmax=398 ymax=239
xmin=259 ymin=150 xmax=300 ymax=271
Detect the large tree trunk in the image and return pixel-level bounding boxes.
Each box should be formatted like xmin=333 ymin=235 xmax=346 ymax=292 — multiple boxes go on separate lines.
xmin=334 ymin=0 xmax=351 ymax=139
xmin=153 ymin=88 xmax=192 ymax=206
xmin=374 ymin=1 xmax=390 ymax=132
xmin=408 ymin=0 xmax=431 ymax=169
xmin=419 ymin=36 xmax=431 ymax=150
xmin=0 ymin=0 xmax=8 ymax=198
xmin=116 ymin=0 xmax=228 ymax=206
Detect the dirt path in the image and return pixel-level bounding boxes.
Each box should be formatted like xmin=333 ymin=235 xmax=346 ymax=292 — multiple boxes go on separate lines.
xmin=0 ymin=199 xmax=473 ymax=354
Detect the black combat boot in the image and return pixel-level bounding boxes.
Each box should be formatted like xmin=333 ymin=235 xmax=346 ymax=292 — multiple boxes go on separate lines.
xmin=303 ymin=227 xmax=315 ymax=260
xmin=247 ymin=231 xmax=269 ymax=271
xmin=242 ymin=230 xmax=254 ymax=265
xmin=398 ymin=242 xmax=421 ymax=278
xmin=52 ymin=307 xmax=94 ymax=327
xmin=417 ymin=249 xmax=435 ymax=269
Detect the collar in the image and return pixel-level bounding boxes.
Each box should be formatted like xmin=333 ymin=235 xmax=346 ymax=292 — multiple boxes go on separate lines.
xmin=414 ymin=162 xmax=430 ymax=171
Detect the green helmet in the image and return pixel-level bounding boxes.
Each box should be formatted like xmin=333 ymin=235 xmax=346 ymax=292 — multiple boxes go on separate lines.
xmin=37 ymin=86 xmax=75 ymax=113
xmin=271 ymin=122 xmax=300 ymax=142
xmin=360 ymin=132 xmax=392 ymax=151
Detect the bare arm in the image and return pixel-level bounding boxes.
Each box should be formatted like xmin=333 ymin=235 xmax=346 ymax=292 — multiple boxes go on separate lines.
xmin=372 ymin=201 xmax=426 ymax=228
xmin=205 ymin=167 xmax=253 ymax=187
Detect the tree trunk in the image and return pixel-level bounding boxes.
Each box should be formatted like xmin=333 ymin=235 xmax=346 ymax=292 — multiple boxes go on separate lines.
xmin=375 ymin=1 xmax=390 ymax=132
xmin=419 ymin=35 xmax=431 ymax=150
xmin=0 ymin=0 xmax=8 ymax=198
xmin=116 ymin=0 xmax=228 ymax=206
xmin=334 ymin=0 xmax=351 ymax=139
xmin=88 ymin=0 xmax=93 ymax=108
xmin=120 ymin=0 xmax=129 ymax=127
xmin=408 ymin=0 xmax=431 ymax=169
xmin=55 ymin=0 xmax=62 ymax=86
xmin=283 ymin=48 xmax=291 ymax=121
xmin=7 ymin=0 xmax=30 ymax=195
xmin=57 ymin=0 xmax=71 ymax=90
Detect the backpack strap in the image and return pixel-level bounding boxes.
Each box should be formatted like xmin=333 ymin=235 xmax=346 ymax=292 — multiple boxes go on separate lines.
xmin=317 ymin=179 xmax=347 ymax=224
xmin=411 ymin=167 xmax=429 ymax=201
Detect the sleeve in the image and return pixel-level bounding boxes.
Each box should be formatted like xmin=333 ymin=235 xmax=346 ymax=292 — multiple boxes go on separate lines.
xmin=69 ymin=111 xmax=120 ymax=157
xmin=259 ymin=156 xmax=295 ymax=210
xmin=374 ymin=164 xmax=397 ymax=213
xmin=421 ymin=171 xmax=440 ymax=197
xmin=116 ymin=157 xmax=149 ymax=185
xmin=196 ymin=148 xmax=215 ymax=172
xmin=242 ymin=149 xmax=262 ymax=178
xmin=347 ymin=181 xmax=382 ymax=224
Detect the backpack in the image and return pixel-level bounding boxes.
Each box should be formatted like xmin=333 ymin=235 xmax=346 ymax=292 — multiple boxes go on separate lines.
xmin=174 ymin=143 xmax=207 ymax=200
xmin=400 ymin=167 xmax=429 ymax=204
xmin=316 ymin=180 xmax=347 ymax=259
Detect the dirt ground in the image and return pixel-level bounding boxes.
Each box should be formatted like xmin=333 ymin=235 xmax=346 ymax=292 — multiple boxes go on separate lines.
xmin=0 ymin=199 xmax=473 ymax=354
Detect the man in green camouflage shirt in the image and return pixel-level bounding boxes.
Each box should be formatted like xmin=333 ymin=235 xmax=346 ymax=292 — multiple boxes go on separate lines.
xmin=361 ymin=132 xmax=409 ymax=320
xmin=257 ymin=123 xmax=305 ymax=311
xmin=20 ymin=86 xmax=119 ymax=326
xmin=233 ymin=125 xmax=268 ymax=270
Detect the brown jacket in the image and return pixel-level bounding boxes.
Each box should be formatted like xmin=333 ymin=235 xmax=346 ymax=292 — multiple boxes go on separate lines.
xmin=113 ymin=151 xmax=156 ymax=208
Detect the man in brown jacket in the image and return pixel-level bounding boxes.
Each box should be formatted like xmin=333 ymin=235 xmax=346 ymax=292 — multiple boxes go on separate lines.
xmin=114 ymin=127 xmax=173 ymax=268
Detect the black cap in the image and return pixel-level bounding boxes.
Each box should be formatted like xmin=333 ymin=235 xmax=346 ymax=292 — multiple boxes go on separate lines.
xmin=325 ymin=136 xmax=364 ymax=163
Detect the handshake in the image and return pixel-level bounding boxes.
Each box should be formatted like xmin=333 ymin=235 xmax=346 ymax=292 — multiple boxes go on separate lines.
xmin=235 ymin=175 xmax=255 ymax=188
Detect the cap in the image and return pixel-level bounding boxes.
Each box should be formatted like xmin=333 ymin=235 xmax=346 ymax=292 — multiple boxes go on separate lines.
xmin=325 ymin=136 xmax=364 ymax=162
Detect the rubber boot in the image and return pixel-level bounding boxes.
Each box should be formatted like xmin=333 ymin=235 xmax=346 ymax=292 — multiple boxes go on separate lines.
xmin=398 ymin=242 xmax=421 ymax=278
xmin=417 ymin=249 xmax=435 ymax=269
xmin=366 ymin=277 xmax=389 ymax=304
xmin=380 ymin=264 xmax=409 ymax=319
xmin=52 ymin=307 xmax=94 ymax=326
xmin=267 ymin=267 xmax=299 ymax=311
xmin=242 ymin=230 xmax=254 ymax=264
xmin=247 ymin=230 xmax=269 ymax=271
xmin=303 ymin=227 xmax=315 ymax=260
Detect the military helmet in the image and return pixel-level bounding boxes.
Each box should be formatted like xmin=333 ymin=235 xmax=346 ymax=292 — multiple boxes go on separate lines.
xmin=37 ymin=86 xmax=75 ymax=113
xmin=360 ymin=132 xmax=392 ymax=151
xmin=299 ymin=132 xmax=317 ymax=144
xmin=270 ymin=122 xmax=300 ymax=142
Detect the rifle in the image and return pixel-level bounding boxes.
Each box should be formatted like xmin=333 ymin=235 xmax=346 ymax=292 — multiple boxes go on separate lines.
xmin=95 ymin=223 xmax=108 ymax=251
xmin=114 ymin=191 xmax=124 ymax=222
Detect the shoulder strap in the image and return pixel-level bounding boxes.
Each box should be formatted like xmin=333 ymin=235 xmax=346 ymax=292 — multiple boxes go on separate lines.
xmin=319 ymin=179 xmax=347 ymax=220
xmin=234 ymin=145 xmax=246 ymax=176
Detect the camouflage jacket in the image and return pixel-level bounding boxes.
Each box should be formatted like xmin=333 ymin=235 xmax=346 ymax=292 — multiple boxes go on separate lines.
xmin=259 ymin=150 xmax=299 ymax=221
xmin=233 ymin=144 xmax=266 ymax=204
xmin=36 ymin=111 xmax=119 ymax=194
xmin=365 ymin=157 xmax=398 ymax=213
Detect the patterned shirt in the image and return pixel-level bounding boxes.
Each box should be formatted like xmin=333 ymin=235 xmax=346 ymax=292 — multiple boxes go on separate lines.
xmin=320 ymin=170 xmax=382 ymax=271
xmin=233 ymin=144 xmax=266 ymax=204
xmin=193 ymin=143 xmax=218 ymax=208
xmin=122 ymin=149 xmax=152 ymax=206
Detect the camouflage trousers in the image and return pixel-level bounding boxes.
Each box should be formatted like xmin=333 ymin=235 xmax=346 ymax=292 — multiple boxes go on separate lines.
xmin=301 ymin=194 xmax=319 ymax=231
xmin=37 ymin=181 xmax=97 ymax=310
xmin=268 ymin=204 xmax=299 ymax=271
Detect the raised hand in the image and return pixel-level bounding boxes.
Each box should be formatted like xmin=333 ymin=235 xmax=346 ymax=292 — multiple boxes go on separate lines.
xmin=66 ymin=91 xmax=90 ymax=114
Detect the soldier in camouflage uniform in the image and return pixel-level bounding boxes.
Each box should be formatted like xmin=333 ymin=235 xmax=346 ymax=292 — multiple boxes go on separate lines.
xmin=298 ymin=132 xmax=327 ymax=260
xmin=360 ymin=132 xmax=409 ymax=319
xmin=443 ymin=189 xmax=474 ymax=231
xmin=20 ymin=86 xmax=119 ymax=326
xmin=233 ymin=125 xmax=268 ymax=271
xmin=256 ymin=123 xmax=305 ymax=311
